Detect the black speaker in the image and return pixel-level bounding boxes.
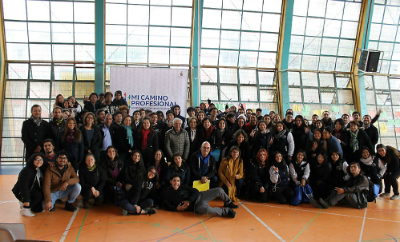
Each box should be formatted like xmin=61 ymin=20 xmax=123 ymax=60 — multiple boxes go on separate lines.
xmin=359 ymin=50 xmax=380 ymax=72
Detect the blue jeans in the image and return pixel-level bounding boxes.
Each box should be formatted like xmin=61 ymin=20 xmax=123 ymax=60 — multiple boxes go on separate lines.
xmin=43 ymin=183 xmax=81 ymax=208
xmin=120 ymin=198 xmax=154 ymax=214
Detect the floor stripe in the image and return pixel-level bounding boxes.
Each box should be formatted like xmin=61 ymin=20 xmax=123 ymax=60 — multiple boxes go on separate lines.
xmin=241 ymin=203 xmax=285 ymax=242
xmin=75 ymin=203 xmax=89 ymax=242
xmin=197 ymin=214 xmax=216 ymax=242
xmin=359 ymin=208 xmax=368 ymax=242
xmin=291 ymin=209 xmax=322 ymax=242
xmin=59 ymin=200 xmax=82 ymax=242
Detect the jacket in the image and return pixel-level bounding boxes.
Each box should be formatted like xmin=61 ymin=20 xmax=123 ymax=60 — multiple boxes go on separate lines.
xmin=48 ymin=119 xmax=65 ymax=149
xmin=126 ymin=175 xmax=155 ymax=205
xmin=199 ymin=125 xmax=222 ymax=150
xmin=135 ymin=128 xmax=159 ymax=167
xmin=79 ymin=164 xmax=107 ymax=192
xmin=162 ymin=184 xmax=200 ymax=212
xmin=185 ymin=127 xmax=200 ymax=158
xmin=57 ymin=131 xmax=84 ymax=163
xmin=102 ymin=159 xmax=124 ymax=186
xmin=165 ymin=162 xmax=191 ymax=186
xmin=98 ymin=123 xmax=118 ymax=142
xmin=363 ymin=124 xmax=379 ymax=147
xmin=21 ymin=118 xmax=49 ymax=156
xmin=164 ymin=128 xmax=190 ymax=160
xmin=249 ymin=161 xmax=270 ymax=188
xmin=80 ymin=126 xmax=102 ymax=163
xmin=43 ymin=163 xmax=79 ymax=203
xmin=188 ymin=151 xmax=216 ymax=181
xmin=12 ymin=153 xmax=44 ymax=203
xmin=343 ymin=173 xmax=369 ymax=209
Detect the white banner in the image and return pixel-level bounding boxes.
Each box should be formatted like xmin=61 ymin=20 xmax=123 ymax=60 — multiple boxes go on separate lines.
xmin=110 ymin=67 xmax=188 ymax=116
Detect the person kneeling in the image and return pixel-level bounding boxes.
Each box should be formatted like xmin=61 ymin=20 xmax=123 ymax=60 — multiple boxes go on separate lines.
xmin=309 ymin=162 xmax=369 ymax=209
xmin=120 ymin=166 xmax=158 ymax=215
xmin=43 ymin=151 xmax=81 ymax=212
xmin=162 ymin=173 xmax=238 ymax=218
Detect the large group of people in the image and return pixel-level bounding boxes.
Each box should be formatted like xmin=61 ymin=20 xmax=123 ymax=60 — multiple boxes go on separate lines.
xmin=13 ymin=91 xmax=400 ymax=218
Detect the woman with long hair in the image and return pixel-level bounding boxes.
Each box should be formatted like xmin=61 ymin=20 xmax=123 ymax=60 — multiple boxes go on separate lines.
xmin=270 ymin=121 xmax=294 ymax=162
xmin=269 ymin=152 xmax=294 ymax=204
xmin=249 ymin=149 xmax=270 ymax=202
xmin=289 ymin=150 xmax=310 ymax=188
xmin=226 ymin=129 xmax=251 ymax=175
xmin=329 ymin=150 xmax=349 ymax=188
xmin=309 ymin=151 xmax=332 ymax=200
xmin=113 ymin=116 xmax=135 ymax=162
xmin=102 ymin=146 xmax=124 ymax=203
xmin=122 ymin=150 xmax=146 ymax=191
xmin=216 ymin=119 xmax=231 ymax=151
xmin=218 ymin=146 xmax=244 ymax=202
xmin=135 ymin=117 xmax=158 ymax=167
xmin=79 ymin=112 xmax=102 ymax=165
xmin=12 ymin=153 xmax=45 ymax=217
xmin=333 ymin=119 xmax=350 ymax=160
xmin=59 ymin=117 xmax=84 ymax=171
xmin=79 ymin=154 xmax=107 ymax=208
xmin=360 ymin=146 xmax=385 ymax=191
xmin=198 ymin=117 xmax=222 ymax=161
xmin=153 ymin=149 xmax=168 ymax=187
xmin=185 ymin=117 xmax=200 ymax=157
xmin=54 ymin=94 xmax=64 ymax=108
xmin=305 ymin=128 xmax=324 ymax=163
xmin=252 ymin=121 xmax=272 ymax=158
xmin=376 ymin=144 xmax=400 ymax=200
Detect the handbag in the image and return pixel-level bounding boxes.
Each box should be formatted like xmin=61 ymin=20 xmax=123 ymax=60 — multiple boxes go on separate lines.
xmin=301 ymin=184 xmax=314 ymax=203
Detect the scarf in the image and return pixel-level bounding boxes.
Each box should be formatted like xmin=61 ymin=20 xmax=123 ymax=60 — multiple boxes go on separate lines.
xmin=53 ymin=117 xmax=64 ymax=127
xmin=274 ymin=129 xmax=286 ymax=140
xmin=30 ymin=116 xmax=42 ymax=127
xmin=360 ymin=155 xmax=374 ymax=166
xmin=66 ymin=129 xmax=75 ymax=144
xmin=333 ymin=129 xmax=341 ymax=139
xmin=87 ymin=164 xmax=96 ymax=171
xmin=123 ymin=125 xmax=134 ymax=148
xmin=110 ymin=160 xmax=118 ymax=171
xmin=350 ymin=129 xmax=359 ymax=152
xmin=142 ymin=128 xmax=150 ymax=151
xmin=35 ymin=168 xmax=43 ymax=188
xmin=204 ymin=125 xmax=215 ymax=140
xmin=223 ymin=157 xmax=241 ymax=202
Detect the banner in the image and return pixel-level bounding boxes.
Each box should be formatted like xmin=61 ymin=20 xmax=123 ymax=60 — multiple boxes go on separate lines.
xmin=110 ymin=67 xmax=188 ymax=116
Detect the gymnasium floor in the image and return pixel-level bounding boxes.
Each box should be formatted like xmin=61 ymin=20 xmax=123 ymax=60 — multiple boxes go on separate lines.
xmin=1 ymin=174 xmax=399 ymax=242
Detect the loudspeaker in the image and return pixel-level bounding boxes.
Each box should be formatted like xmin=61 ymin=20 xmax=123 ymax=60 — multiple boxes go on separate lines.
xmin=359 ymin=50 xmax=381 ymax=72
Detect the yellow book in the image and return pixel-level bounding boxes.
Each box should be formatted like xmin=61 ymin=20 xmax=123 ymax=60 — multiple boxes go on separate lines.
xmin=192 ymin=180 xmax=210 ymax=192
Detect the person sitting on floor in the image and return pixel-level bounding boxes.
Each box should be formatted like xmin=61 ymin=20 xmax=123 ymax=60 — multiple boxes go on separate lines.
xmin=162 ymin=173 xmax=238 ymax=218
xmin=120 ymin=166 xmax=158 ymax=215
xmin=42 ymin=151 xmax=81 ymax=212
xmin=309 ymin=162 xmax=369 ymax=209
xmin=12 ymin=153 xmax=45 ymax=217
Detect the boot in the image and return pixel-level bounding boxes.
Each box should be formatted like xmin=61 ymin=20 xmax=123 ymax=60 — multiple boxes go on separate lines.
xmin=306 ymin=195 xmax=323 ymax=209
xmin=65 ymin=201 xmax=77 ymax=212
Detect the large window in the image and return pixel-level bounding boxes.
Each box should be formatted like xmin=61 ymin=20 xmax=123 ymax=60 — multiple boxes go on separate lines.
xmin=200 ymin=0 xmax=282 ymax=111
xmin=2 ymin=0 xmax=96 ymax=161
xmin=288 ymin=0 xmax=361 ymax=119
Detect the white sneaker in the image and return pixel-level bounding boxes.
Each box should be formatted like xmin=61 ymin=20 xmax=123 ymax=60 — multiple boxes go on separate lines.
xmin=122 ymin=209 xmax=128 ymax=216
xmin=390 ymin=195 xmax=400 ymax=200
xmin=20 ymin=208 xmax=35 ymax=217
xmin=379 ymin=193 xmax=391 ymax=198
xmin=19 ymin=202 xmax=23 ymax=209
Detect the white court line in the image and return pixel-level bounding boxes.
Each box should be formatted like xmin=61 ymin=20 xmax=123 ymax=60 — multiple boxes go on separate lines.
xmin=359 ymin=207 xmax=368 ymax=242
xmin=241 ymin=203 xmax=286 ymax=242
xmin=59 ymin=200 xmax=82 ymax=242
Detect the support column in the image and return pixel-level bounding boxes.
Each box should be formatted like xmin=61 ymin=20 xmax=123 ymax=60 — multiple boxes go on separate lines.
xmin=190 ymin=0 xmax=202 ymax=107
xmin=0 ymin=0 xmax=6 ymax=159
xmin=277 ymin=0 xmax=294 ymax=116
xmin=352 ymin=0 xmax=374 ymax=116
xmin=95 ymin=0 xmax=105 ymax=94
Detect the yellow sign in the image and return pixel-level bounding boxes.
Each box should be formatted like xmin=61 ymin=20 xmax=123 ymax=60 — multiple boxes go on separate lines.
xmin=192 ymin=180 xmax=210 ymax=192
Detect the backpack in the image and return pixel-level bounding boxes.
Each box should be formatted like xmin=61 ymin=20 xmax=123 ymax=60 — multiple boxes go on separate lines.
xmin=366 ymin=176 xmax=380 ymax=203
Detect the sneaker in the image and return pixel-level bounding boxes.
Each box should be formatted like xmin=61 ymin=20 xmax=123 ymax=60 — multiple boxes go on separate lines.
xmin=319 ymin=198 xmax=330 ymax=209
xmin=122 ymin=209 xmax=128 ymax=216
xmin=390 ymin=195 xmax=400 ymax=200
xmin=55 ymin=199 xmax=63 ymax=204
xmin=19 ymin=202 xmax=23 ymax=209
xmin=380 ymin=193 xmax=391 ymax=198
xmin=227 ymin=208 xmax=236 ymax=218
xmin=144 ymin=208 xmax=157 ymax=215
xmin=308 ymin=197 xmax=323 ymax=209
xmin=65 ymin=202 xmax=77 ymax=212
xmin=224 ymin=202 xmax=239 ymax=209
xmin=20 ymin=208 xmax=35 ymax=217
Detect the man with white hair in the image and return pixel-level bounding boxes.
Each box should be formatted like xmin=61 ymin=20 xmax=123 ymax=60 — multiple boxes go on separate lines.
xmin=164 ymin=118 xmax=190 ymax=162
xmin=188 ymin=141 xmax=218 ymax=188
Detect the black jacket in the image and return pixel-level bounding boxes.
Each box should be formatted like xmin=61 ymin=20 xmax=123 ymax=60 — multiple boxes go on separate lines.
xmin=98 ymin=123 xmax=118 ymax=142
xmin=348 ymin=128 xmax=373 ymax=162
xmin=198 ymin=126 xmax=222 ymax=151
xmin=57 ymin=131 xmax=84 ymax=163
xmin=343 ymin=173 xmax=369 ymax=209
xmin=126 ymin=175 xmax=155 ymax=205
xmin=185 ymin=127 xmax=201 ymax=157
xmin=188 ymin=151 xmax=216 ymax=181
xmin=79 ymin=164 xmax=107 ymax=192
xmin=135 ymin=129 xmax=159 ymax=167
xmin=249 ymin=161 xmax=270 ymax=188
xmin=47 ymin=119 xmax=65 ymax=149
xmin=12 ymin=153 xmax=44 ymax=203
xmin=364 ymin=124 xmax=379 ymax=147
xmin=165 ymin=162 xmax=191 ymax=186
xmin=162 ymin=184 xmax=200 ymax=212
xmin=252 ymin=131 xmax=272 ymax=158
xmin=113 ymin=126 xmax=135 ymax=154
xmin=84 ymin=102 xmax=105 ymax=113
xmin=102 ymin=159 xmax=124 ymax=186
xmin=79 ymin=126 xmax=103 ymax=163
xmin=21 ymin=118 xmax=49 ymax=157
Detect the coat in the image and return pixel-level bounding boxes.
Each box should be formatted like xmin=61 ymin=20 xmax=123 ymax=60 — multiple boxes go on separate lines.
xmin=79 ymin=126 xmax=102 ymax=164
xmin=164 ymin=128 xmax=190 ymax=161
xmin=185 ymin=127 xmax=201 ymax=158
xmin=21 ymin=118 xmax=49 ymax=158
xmin=79 ymin=164 xmax=107 ymax=193
xmin=188 ymin=151 xmax=217 ymax=181
xmin=43 ymin=163 xmax=79 ymax=203
xmin=198 ymin=125 xmax=222 ymax=151
xmin=135 ymin=128 xmax=159 ymax=167
xmin=218 ymin=157 xmax=244 ymax=202
xmin=57 ymin=131 xmax=84 ymax=164
xmin=165 ymin=162 xmax=191 ymax=186
xmin=343 ymin=173 xmax=369 ymax=209
xmin=47 ymin=119 xmax=65 ymax=149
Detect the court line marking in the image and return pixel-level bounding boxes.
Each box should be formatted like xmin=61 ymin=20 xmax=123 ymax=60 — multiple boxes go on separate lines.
xmin=76 ymin=204 xmax=89 ymax=242
xmin=244 ymin=202 xmax=400 ymax=224
xmin=359 ymin=208 xmax=368 ymax=242
xmin=59 ymin=200 xmax=82 ymax=242
xmin=197 ymin=214 xmax=216 ymax=242
xmin=241 ymin=203 xmax=286 ymax=242
xmin=292 ymin=209 xmax=322 ymax=242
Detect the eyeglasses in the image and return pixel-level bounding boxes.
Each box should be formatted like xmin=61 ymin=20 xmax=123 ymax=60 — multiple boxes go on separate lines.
xmin=34 ymin=158 xmax=43 ymax=161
